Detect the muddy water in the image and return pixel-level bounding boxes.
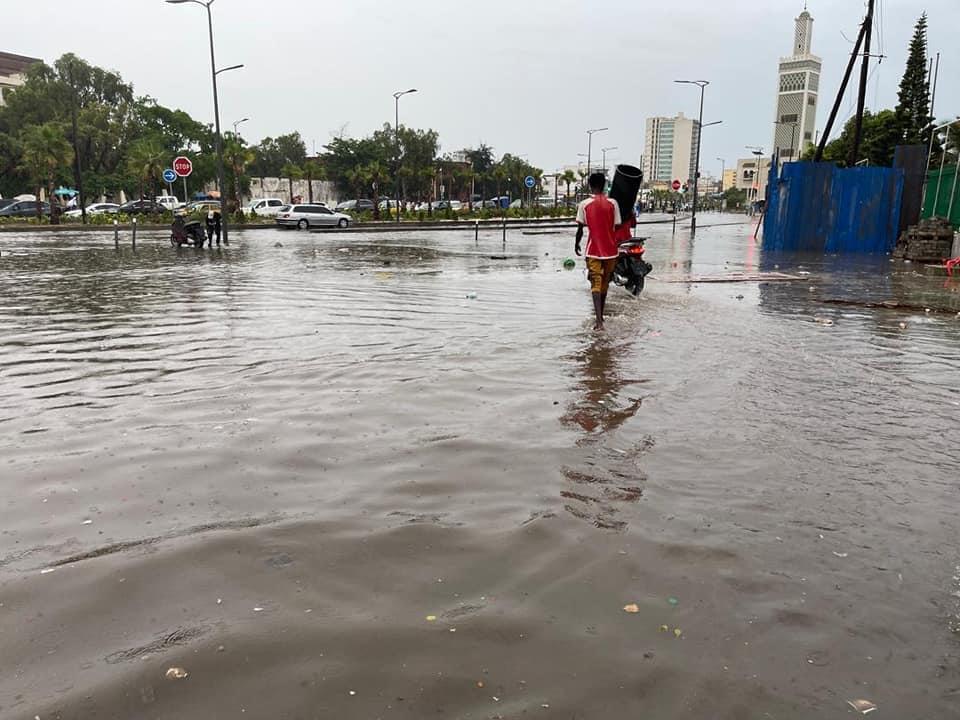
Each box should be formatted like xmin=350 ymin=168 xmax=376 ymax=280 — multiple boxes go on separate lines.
xmin=1 ymin=220 xmax=959 ymax=719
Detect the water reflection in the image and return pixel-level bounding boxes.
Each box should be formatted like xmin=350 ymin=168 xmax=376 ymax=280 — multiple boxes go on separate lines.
xmin=559 ymin=333 xmax=648 ymax=531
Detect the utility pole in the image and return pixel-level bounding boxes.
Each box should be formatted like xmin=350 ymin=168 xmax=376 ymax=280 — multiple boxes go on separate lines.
xmin=815 ymin=22 xmax=866 ymax=162
xmin=849 ymin=0 xmax=876 ymax=167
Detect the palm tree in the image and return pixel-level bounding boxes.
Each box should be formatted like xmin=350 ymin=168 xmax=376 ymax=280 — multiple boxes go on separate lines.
xmin=224 ymin=138 xmax=255 ymax=215
xmin=363 ymin=161 xmax=388 ymax=220
xmin=126 ymin=137 xmax=165 ymax=203
xmin=281 ymin=161 xmax=305 ymax=204
xmin=19 ymin=122 xmax=74 ymax=224
xmin=560 ymin=170 xmax=577 ymax=203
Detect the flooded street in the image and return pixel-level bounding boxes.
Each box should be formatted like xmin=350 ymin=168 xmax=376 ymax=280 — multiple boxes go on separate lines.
xmin=2 ymin=218 xmax=959 ymax=719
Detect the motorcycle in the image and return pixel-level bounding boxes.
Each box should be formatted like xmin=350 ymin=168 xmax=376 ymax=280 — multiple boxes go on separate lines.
xmin=170 ymin=216 xmax=207 ymax=248
xmin=612 ymin=236 xmax=652 ymax=296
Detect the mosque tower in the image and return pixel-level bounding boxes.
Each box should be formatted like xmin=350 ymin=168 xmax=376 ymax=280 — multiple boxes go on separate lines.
xmin=773 ymin=6 xmax=822 ymax=162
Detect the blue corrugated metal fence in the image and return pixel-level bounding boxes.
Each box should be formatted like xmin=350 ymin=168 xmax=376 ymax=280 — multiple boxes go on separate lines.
xmin=763 ymin=161 xmax=904 ymax=254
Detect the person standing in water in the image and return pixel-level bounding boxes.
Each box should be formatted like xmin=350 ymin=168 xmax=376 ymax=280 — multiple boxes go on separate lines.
xmin=575 ymin=173 xmax=622 ymax=330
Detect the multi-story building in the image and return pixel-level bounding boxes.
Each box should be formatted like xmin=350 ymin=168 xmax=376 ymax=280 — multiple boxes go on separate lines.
xmin=736 ymin=156 xmax=772 ymax=202
xmin=0 ymin=51 xmax=41 ymax=106
xmin=642 ymin=112 xmax=700 ymax=188
xmin=772 ymin=9 xmax=821 ymax=162
xmin=722 ymin=168 xmax=737 ymax=192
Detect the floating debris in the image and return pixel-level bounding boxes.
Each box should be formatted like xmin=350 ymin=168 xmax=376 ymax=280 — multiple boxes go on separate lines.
xmin=847 ymin=698 xmax=877 ymax=714
xmin=833 ymin=552 xmax=849 ymax=558
xmin=426 ymin=615 xmax=438 ymax=622
xmin=814 ymin=316 xmax=835 ymax=326
xmin=673 ymin=628 xmax=683 ymax=639
xmin=165 ymin=667 xmax=189 ymax=680
xmin=667 ymin=597 xmax=680 ymax=607
xmin=623 ymin=604 xmax=640 ymax=614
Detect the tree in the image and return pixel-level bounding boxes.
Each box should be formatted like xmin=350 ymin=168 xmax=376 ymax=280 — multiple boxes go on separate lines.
xmin=281 ymin=161 xmax=304 ymax=203
xmin=250 ymin=132 xmax=307 ymax=178
xmin=223 ymin=136 xmax=255 ymax=214
xmin=19 ymin=122 xmax=73 ymax=224
xmin=560 ymin=170 xmax=577 ymax=201
xmin=362 ymin=161 xmax=389 ymax=219
xmin=812 ymin=110 xmax=902 ymax=167
xmin=722 ymin=187 xmax=747 ymax=210
xmin=126 ymin=136 xmax=166 ymax=201
xmin=894 ymin=14 xmax=932 ymax=147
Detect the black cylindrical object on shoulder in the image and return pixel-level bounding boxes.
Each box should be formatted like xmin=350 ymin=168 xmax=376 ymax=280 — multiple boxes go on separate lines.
xmin=609 ymin=164 xmax=643 ymax=221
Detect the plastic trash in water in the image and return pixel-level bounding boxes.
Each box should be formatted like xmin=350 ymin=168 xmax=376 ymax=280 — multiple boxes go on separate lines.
xmin=465 ymin=292 xmax=478 ymax=300
xmin=563 ymin=258 xmax=576 ymax=270
xmin=165 ymin=667 xmax=189 ymax=680
xmin=847 ymin=699 xmax=877 ymax=715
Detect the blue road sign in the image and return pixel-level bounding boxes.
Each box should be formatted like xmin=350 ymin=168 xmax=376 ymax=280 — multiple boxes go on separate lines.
xmin=524 ymin=175 xmax=536 ymax=189
xmin=162 ymin=168 xmax=177 ymax=184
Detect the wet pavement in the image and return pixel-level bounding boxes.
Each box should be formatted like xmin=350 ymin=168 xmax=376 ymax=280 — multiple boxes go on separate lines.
xmin=1 ymin=217 xmax=959 ymax=719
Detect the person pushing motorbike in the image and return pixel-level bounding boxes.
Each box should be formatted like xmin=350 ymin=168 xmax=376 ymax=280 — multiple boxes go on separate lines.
xmin=575 ymin=172 xmax=622 ymax=330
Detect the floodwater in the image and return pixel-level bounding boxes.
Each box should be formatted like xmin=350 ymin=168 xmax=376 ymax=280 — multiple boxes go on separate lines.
xmin=1 ymin=217 xmax=959 ymax=719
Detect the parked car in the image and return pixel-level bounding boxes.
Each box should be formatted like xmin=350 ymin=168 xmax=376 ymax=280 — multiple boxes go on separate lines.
xmin=63 ymin=203 xmax=120 ymax=218
xmin=0 ymin=200 xmax=51 ymax=218
xmin=0 ymin=198 xmax=16 ymax=211
xmin=276 ymin=204 xmax=352 ymax=229
xmin=335 ymin=199 xmax=375 ymax=213
xmin=185 ymin=200 xmax=221 ymax=215
xmin=246 ymin=198 xmax=286 ymax=217
xmin=118 ymin=199 xmax=163 ymax=215
xmin=154 ymin=196 xmax=182 ymax=212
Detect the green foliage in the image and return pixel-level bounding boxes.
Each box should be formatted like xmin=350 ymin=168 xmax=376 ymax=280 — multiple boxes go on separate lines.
xmin=813 ymin=110 xmax=902 ymax=167
xmin=18 ymin=121 xmax=73 ymax=223
xmin=722 ymin=187 xmax=748 ymax=209
xmin=249 ymin=133 xmax=307 ymax=177
xmin=894 ymin=14 xmax=931 ymax=147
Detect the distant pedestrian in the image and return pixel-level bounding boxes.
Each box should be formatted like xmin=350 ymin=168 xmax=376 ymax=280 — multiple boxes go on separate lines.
xmin=575 ymin=173 xmax=622 ymax=331
xmin=205 ymin=210 xmax=222 ymax=247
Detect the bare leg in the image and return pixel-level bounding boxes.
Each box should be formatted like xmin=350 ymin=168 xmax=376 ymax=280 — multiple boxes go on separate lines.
xmin=592 ymin=292 xmax=604 ymax=330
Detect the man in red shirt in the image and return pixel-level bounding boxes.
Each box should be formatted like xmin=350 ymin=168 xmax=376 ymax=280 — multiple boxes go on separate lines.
xmin=575 ymin=173 xmax=622 ymax=330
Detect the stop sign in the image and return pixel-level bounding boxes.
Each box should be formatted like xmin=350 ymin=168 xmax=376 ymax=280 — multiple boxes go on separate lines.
xmin=672 ymin=179 xmax=681 ymax=191
xmin=173 ymin=156 xmax=193 ymax=178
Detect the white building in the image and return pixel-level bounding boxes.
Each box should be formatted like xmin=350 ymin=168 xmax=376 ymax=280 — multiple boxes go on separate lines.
xmin=772 ymin=9 xmax=821 ymax=162
xmin=0 ymin=51 xmax=41 ymax=105
xmin=642 ymin=112 xmax=700 ymax=188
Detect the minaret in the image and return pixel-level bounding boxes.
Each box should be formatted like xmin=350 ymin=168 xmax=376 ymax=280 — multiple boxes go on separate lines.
xmin=773 ymin=7 xmax=822 ymax=163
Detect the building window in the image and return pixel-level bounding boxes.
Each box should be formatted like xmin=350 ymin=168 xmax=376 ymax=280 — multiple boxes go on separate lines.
xmin=780 ymin=114 xmax=799 ymax=123
xmin=807 ymin=96 xmax=816 ymax=106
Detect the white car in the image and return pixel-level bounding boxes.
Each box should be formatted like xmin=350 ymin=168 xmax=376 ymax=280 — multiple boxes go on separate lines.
xmin=154 ymin=196 xmax=181 ymax=211
xmin=246 ymin=198 xmax=286 ymax=217
xmin=63 ymin=203 xmax=120 ymax=218
xmin=276 ymin=204 xmax=352 ymax=229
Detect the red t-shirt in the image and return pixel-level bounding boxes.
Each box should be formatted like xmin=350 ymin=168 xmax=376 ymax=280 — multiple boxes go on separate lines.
xmin=576 ymin=194 xmax=622 ymax=258
xmin=614 ymin=215 xmax=636 ymax=242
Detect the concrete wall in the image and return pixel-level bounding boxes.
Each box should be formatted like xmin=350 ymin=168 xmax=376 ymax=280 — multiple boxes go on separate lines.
xmin=246 ymin=178 xmax=338 ymax=206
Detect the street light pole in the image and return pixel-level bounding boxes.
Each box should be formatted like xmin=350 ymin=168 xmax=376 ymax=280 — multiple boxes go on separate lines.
xmin=166 ymin=0 xmax=240 ymax=245
xmin=675 ymin=80 xmax=709 ymax=234
xmin=232 ymin=117 xmax=249 ymax=137
xmin=601 ymin=146 xmax=618 ymax=176
xmin=393 ymin=88 xmax=417 ymax=222
xmin=586 ymin=128 xmax=608 ymax=176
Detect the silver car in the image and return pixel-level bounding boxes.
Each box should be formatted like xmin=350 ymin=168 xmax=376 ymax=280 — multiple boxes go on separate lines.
xmin=276 ymin=204 xmax=352 ymax=230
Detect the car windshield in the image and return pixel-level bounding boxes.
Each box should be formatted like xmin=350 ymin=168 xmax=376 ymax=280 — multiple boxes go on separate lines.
xmin=279 ymin=206 xmax=291 ymax=212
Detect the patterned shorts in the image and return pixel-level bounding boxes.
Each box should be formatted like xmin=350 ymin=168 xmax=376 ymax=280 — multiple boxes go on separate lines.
xmin=586 ymin=257 xmax=618 ymax=294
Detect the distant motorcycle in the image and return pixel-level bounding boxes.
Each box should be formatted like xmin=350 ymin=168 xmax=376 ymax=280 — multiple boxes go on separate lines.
xmin=612 ymin=237 xmax=652 ymax=296
xmin=170 ymin=216 xmax=206 ymax=248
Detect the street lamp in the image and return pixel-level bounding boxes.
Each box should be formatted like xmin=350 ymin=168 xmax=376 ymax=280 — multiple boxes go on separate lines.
xmin=601 ymin=146 xmax=618 ymax=176
xmin=393 ymin=88 xmax=417 ymax=222
xmin=166 ymin=0 xmax=241 ymax=245
xmin=675 ymin=79 xmax=710 ymax=234
xmin=746 ymin=146 xmax=765 ymax=205
xmin=585 ymin=127 xmax=608 ymax=176
xmin=232 ymin=117 xmax=249 ymax=137
xmin=717 ymin=157 xmax=726 ymax=193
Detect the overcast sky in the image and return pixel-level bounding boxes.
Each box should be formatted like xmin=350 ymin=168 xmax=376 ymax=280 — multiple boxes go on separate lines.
xmin=9 ymin=0 xmax=959 ymax=178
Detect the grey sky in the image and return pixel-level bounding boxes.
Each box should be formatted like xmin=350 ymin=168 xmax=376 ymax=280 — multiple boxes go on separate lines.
xmin=9 ymin=0 xmax=959 ymax=177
